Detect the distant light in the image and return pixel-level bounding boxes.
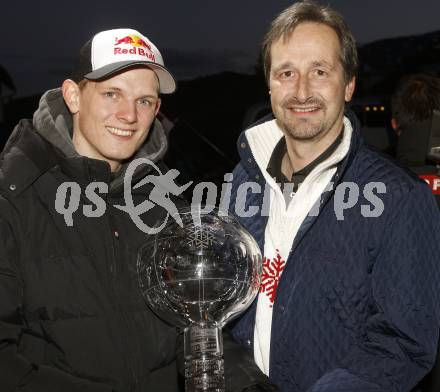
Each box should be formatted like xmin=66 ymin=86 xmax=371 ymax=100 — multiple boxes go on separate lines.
xmin=373 ymin=106 xmax=378 ymax=111
xmin=380 ymin=106 xmax=385 ymax=111
xmin=365 ymin=106 xmax=370 ymax=111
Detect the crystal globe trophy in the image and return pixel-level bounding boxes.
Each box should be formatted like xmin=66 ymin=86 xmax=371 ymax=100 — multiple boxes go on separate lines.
xmin=137 ymin=208 xmax=262 ymax=391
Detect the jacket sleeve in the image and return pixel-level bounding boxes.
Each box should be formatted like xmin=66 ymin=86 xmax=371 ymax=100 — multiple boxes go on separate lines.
xmin=307 ymin=184 xmax=440 ymax=392
xmin=223 ymin=330 xmax=278 ymax=391
xmin=0 ymin=214 xmax=113 ymax=392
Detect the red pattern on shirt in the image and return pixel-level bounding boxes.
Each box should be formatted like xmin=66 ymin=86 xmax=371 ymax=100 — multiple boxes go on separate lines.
xmin=260 ymin=250 xmax=286 ymax=306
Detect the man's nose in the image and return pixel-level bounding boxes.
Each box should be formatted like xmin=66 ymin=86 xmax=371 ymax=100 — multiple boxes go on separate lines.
xmin=117 ymin=99 xmax=137 ymax=123
xmin=294 ymin=74 xmax=312 ymax=102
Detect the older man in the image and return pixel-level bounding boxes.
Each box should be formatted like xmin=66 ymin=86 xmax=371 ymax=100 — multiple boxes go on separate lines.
xmin=229 ymin=2 xmax=440 ymax=391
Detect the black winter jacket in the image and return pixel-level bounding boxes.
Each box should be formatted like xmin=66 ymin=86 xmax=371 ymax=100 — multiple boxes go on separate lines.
xmin=0 ymin=98 xmax=181 ymax=391
xmin=0 ymin=89 xmax=276 ymax=392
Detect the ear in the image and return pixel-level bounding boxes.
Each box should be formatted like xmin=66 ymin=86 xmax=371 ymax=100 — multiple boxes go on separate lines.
xmin=391 ymin=118 xmax=401 ymax=136
xmin=154 ymin=98 xmax=162 ymax=116
xmin=344 ymin=76 xmax=356 ymax=102
xmin=62 ymin=79 xmax=81 ymax=114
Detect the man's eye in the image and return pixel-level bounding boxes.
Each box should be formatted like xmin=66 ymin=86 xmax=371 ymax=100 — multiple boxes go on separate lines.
xmin=315 ymin=69 xmax=327 ymax=77
xmin=281 ymin=71 xmax=293 ymax=79
xmin=138 ymin=98 xmax=152 ymax=106
xmin=104 ymin=91 xmax=117 ymax=99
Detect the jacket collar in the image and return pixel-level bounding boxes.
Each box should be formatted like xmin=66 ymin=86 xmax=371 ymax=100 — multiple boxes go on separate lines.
xmin=236 ymin=110 xmax=364 ymax=182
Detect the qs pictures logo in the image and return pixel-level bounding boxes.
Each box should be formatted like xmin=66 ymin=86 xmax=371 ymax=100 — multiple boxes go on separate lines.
xmin=54 ymin=158 xmax=192 ymax=233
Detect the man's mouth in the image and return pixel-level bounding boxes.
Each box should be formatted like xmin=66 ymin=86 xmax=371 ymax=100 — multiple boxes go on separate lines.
xmin=106 ymin=126 xmax=135 ymax=137
xmin=289 ymin=106 xmax=320 ymax=113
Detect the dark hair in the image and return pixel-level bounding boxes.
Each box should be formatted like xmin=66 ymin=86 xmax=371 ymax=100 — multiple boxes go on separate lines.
xmin=391 ymin=73 xmax=440 ymax=130
xmin=262 ymin=0 xmax=358 ymax=84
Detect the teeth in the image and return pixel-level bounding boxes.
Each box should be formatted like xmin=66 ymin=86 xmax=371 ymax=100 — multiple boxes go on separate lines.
xmin=292 ymin=107 xmax=317 ymax=112
xmin=107 ymin=127 xmax=134 ymax=136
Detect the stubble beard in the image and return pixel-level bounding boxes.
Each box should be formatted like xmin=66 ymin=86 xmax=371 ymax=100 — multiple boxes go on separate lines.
xmin=281 ymin=116 xmax=327 ymax=141
xmin=275 ymin=95 xmax=328 ymax=141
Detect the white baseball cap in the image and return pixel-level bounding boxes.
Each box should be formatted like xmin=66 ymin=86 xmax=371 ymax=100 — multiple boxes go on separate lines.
xmin=71 ymin=28 xmax=176 ymax=94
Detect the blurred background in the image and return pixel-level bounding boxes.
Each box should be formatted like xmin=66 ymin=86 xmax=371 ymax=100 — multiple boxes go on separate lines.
xmin=1 ymin=0 xmax=440 ymax=186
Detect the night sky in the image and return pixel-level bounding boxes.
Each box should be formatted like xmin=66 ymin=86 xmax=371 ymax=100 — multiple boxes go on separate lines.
xmin=1 ymin=0 xmax=439 ymax=97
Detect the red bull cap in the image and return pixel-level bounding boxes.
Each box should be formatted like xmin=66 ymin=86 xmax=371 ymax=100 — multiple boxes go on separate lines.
xmin=71 ymin=28 xmax=176 ymax=94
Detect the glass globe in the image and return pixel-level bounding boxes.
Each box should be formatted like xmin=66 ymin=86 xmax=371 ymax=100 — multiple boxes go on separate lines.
xmin=137 ymin=208 xmax=262 ymax=391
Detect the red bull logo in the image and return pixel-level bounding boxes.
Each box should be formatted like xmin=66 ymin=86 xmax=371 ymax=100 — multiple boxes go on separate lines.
xmin=114 ymin=35 xmax=155 ymax=61
xmin=115 ymin=36 xmax=135 ymax=46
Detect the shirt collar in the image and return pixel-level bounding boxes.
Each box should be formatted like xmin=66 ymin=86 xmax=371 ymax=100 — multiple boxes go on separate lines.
xmin=267 ymin=129 xmax=344 ymax=183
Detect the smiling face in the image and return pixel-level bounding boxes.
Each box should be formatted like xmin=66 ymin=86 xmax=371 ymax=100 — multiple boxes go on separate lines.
xmin=63 ymin=67 xmax=161 ymax=172
xmin=269 ymin=22 xmax=355 ymax=143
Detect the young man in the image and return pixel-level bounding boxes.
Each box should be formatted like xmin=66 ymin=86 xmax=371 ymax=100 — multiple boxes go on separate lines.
xmin=229 ymin=2 xmax=440 ymax=392
xmin=0 ymin=28 xmax=274 ymax=392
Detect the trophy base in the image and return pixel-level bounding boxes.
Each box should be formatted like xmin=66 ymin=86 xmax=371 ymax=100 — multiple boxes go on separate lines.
xmin=184 ymin=324 xmax=225 ymax=392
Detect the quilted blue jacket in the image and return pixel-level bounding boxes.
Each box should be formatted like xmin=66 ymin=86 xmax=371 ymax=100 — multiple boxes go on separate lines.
xmin=229 ymin=113 xmax=440 ymax=392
